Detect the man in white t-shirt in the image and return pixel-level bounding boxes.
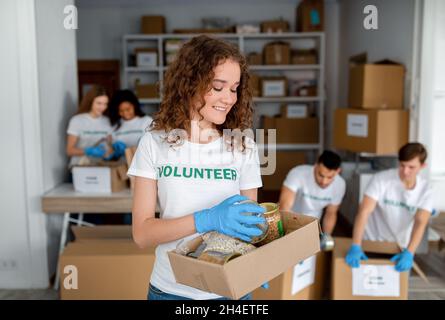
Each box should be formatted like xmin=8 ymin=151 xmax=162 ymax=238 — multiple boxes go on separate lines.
xmin=279 ymin=150 xmax=346 ymax=246
xmin=345 ymin=143 xmax=435 ymax=272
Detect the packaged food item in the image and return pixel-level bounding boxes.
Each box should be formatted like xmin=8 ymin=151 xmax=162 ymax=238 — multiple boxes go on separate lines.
xmin=256 ymin=203 xmax=284 ymax=246
xmin=197 ymin=251 xmax=241 ymax=265
xmin=238 ymin=200 xmax=269 ymax=244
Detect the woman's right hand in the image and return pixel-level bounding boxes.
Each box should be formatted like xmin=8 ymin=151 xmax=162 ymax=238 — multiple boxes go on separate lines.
xmin=84 ymin=145 xmax=106 ymax=158
xmin=193 ymin=194 xmax=266 ymax=242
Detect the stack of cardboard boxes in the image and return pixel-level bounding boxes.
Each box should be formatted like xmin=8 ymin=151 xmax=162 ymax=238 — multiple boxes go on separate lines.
xmin=334 ymin=55 xmax=409 ymax=155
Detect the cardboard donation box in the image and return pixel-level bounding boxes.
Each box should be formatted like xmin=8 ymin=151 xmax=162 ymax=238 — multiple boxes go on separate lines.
xmin=264 ymin=42 xmax=290 ymax=65
xmin=262 ymin=116 xmax=319 ymax=144
xmin=135 ymin=48 xmax=158 ymax=67
xmin=141 ymin=15 xmax=166 ymax=34
xmin=261 ymin=151 xmax=306 ymax=191
xmin=253 ymin=251 xmax=329 ymax=300
xmin=332 ymin=237 xmax=408 ymax=300
xmin=60 ymin=226 xmax=156 ymax=300
xmin=261 ymin=77 xmax=288 ymax=97
xmin=349 ymin=54 xmax=405 ymax=109
xmin=334 ymin=108 xmax=409 ymax=155
xmin=72 ymin=161 xmax=128 ymax=193
xmin=168 ymin=212 xmax=321 ymax=300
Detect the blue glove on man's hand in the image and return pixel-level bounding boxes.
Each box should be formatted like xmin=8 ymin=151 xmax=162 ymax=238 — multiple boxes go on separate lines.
xmin=390 ymin=249 xmax=414 ymax=272
xmin=104 ymin=140 xmax=127 ymax=160
xmin=84 ymin=145 xmax=106 ymax=158
xmin=261 ymin=282 xmax=269 ymax=289
xmin=345 ymin=244 xmax=368 ymax=268
xmin=194 ymin=194 xmax=266 ymax=242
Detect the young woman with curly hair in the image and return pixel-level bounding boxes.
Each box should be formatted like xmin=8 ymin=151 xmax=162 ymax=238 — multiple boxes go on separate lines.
xmin=128 ymin=35 xmax=267 ymax=300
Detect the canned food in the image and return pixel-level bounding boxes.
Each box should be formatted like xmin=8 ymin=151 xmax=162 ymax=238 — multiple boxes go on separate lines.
xmin=197 ymin=251 xmax=241 ymax=265
xmin=238 ymin=200 xmax=269 ymax=244
xmin=256 ymin=203 xmax=284 ymax=246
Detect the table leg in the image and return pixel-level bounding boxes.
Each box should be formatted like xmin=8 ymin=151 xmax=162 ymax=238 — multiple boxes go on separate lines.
xmin=54 ymin=212 xmax=70 ymax=290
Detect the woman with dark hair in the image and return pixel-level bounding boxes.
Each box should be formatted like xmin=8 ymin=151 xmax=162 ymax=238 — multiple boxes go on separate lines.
xmin=107 ymin=89 xmax=153 ymax=150
xmin=66 ymin=85 xmax=112 ymax=167
xmin=127 ymin=35 xmax=266 ymax=300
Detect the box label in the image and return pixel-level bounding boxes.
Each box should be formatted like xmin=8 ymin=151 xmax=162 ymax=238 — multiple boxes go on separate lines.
xmin=291 ymin=255 xmax=316 ymax=295
xmin=72 ymin=167 xmax=112 ymax=193
xmin=347 ymin=114 xmax=368 ymax=137
xmin=137 ymin=52 xmax=157 ymax=67
xmin=352 ymin=265 xmax=400 ymax=297
xmin=263 ymin=81 xmax=285 ymax=97
xmin=286 ymin=105 xmax=308 ymax=118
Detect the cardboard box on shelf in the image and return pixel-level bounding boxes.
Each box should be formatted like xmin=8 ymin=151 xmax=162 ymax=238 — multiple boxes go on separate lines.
xmin=331 ymin=237 xmax=408 ymax=300
xmin=263 ymin=116 xmax=319 ymax=144
xmin=296 ymin=0 xmax=324 ymax=32
xmin=72 ymin=161 xmax=129 ymax=193
xmin=291 ymin=49 xmax=318 ymax=65
xmin=60 ymin=226 xmax=156 ymax=300
xmin=252 ymin=251 xmax=329 ymax=300
xmin=260 ymin=20 xmax=290 ymax=33
xmin=295 ymin=85 xmax=317 ymax=97
xmin=135 ymin=48 xmax=158 ymax=67
xmin=261 ymin=77 xmax=288 ymax=97
xmin=333 ymin=108 xmax=409 ymax=155
xmin=249 ymin=73 xmax=261 ymax=97
xmin=349 ymin=54 xmax=405 ymax=109
xmin=135 ymin=83 xmax=159 ymax=99
xmin=260 ymin=151 xmax=306 ymax=191
xmin=141 ymin=15 xmax=166 ymax=34
xmin=247 ymin=52 xmax=263 ymax=65
xmin=263 ymin=42 xmax=290 ymax=65
xmin=168 ymin=211 xmax=321 ymax=300
xmin=281 ymin=104 xmax=308 ymax=118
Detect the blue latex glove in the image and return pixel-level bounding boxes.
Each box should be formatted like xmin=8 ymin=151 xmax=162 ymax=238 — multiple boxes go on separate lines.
xmin=345 ymin=244 xmax=368 ymax=268
xmin=194 ymin=194 xmax=266 ymax=242
xmin=390 ymin=249 xmax=414 ymax=272
xmin=261 ymin=282 xmax=269 ymax=289
xmin=104 ymin=140 xmax=127 ymax=160
xmin=84 ymin=145 xmax=106 ymax=158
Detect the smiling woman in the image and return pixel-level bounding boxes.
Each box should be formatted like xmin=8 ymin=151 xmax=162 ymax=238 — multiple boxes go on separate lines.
xmin=128 ymin=35 xmax=265 ymax=300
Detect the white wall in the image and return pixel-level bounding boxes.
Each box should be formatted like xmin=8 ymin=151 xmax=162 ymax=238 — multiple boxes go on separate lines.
xmin=0 ymin=0 xmax=77 ymax=288
xmin=338 ymin=0 xmax=416 ymax=109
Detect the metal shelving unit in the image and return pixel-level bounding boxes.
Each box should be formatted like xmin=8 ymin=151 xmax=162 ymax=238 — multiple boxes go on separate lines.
xmin=122 ymin=32 xmax=325 ymax=154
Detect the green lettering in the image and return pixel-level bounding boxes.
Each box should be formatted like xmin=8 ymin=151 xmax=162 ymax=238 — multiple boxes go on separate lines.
xmin=183 ymin=167 xmax=193 ymax=178
xmin=158 ymin=166 xmax=164 ymax=178
xmin=173 ymin=166 xmax=181 ymax=177
xmin=214 ymin=169 xmax=222 ymax=180
xmin=231 ymin=169 xmax=237 ymax=180
xmin=194 ymin=168 xmax=204 ymax=179
xmin=223 ymin=169 xmax=231 ymax=180
xmin=205 ymin=168 xmax=212 ymax=179
xmin=164 ymin=165 xmax=172 ymax=177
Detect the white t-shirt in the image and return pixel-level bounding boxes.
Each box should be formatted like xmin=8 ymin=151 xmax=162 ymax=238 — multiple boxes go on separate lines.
xmin=364 ymin=168 xmax=434 ymax=248
xmin=111 ymin=115 xmax=153 ymax=147
xmin=66 ymin=113 xmax=112 ymax=166
xmin=127 ymin=130 xmax=262 ymax=300
xmin=283 ymin=165 xmax=346 ymax=219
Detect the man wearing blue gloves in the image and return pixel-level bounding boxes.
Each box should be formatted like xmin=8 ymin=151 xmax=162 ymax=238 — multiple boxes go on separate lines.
xmin=345 ymin=143 xmax=434 ymax=273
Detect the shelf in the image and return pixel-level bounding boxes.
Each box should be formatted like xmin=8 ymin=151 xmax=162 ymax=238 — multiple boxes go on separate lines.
xmin=124 ymin=32 xmax=324 ymax=41
xmin=253 ymin=97 xmax=322 ymax=103
xmin=139 ymin=98 xmax=161 ymax=104
xmin=257 ymin=143 xmax=321 ymax=151
xmin=249 ymin=65 xmax=321 ymax=71
xmin=125 ymin=66 xmax=160 ymax=72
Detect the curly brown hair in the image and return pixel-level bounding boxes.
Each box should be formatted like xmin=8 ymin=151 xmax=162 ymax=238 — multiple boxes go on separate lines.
xmin=151 ymin=35 xmax=253 ymax=146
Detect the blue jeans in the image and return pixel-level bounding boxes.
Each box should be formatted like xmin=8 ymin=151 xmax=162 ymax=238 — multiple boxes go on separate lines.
xmin=148 ymin=283 xmax=252 ymax=300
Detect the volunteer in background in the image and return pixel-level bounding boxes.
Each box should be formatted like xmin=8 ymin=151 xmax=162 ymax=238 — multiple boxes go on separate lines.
xmin=107 ymin=89 xmax=153 ymax=224
xmin=128 ymin=35 xmax=266 ymax=300
xmin=107 ymin=89 xmax=153 ymax=151
xmin=279 ymin=150 xmax=346 ymax=248
xmin=345 ymin=143 xmax=434 ymax=272
xmin=66 ymin=85 xmax=112 ymax=167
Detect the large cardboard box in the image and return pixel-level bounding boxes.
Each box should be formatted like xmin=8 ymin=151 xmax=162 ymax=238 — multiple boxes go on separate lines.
xmin=60 ymin=226 xmax=156 ymax=300
xmin=333 ymin=108 xmax=409 ymax=155
xmin=252 ymin=251 xmax=329 ymax=300
xmin=72 ymin=161 xmax=129 ymax=193
xmin=263 ymin=42 xmax=290 ymax=65
xmin=349 ymin=57 xmax=405 ymax=109
xmin=168 ymin=211 xmax=321 ymax=300
xmin=296 ymin=0 xmax=324 ymax=32
xmin=263 ymin=116 xmax=319 ymax=144
xmin=331 ymin=237 xmax=408 ymax=300
xmin=261 ymin=151 xmax=306 ymax=191
xmin=261 ymin=77 xmax=288 ymax=97
xmin=141 ymin=15 xmax=166 ymax=34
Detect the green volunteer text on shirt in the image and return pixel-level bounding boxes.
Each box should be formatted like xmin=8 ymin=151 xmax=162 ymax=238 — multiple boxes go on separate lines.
xmin=302 ymin=192 xmax=331 ymax=202
xmin=157 ymin=165 xmax=238 ymax=181
xmin=82 ymin=130 xmax=109 ymax=135
xmin=383 ymin=198 xmax=417 ymax=213
xmin=115 ymin=130 xmax=143 ymax=136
